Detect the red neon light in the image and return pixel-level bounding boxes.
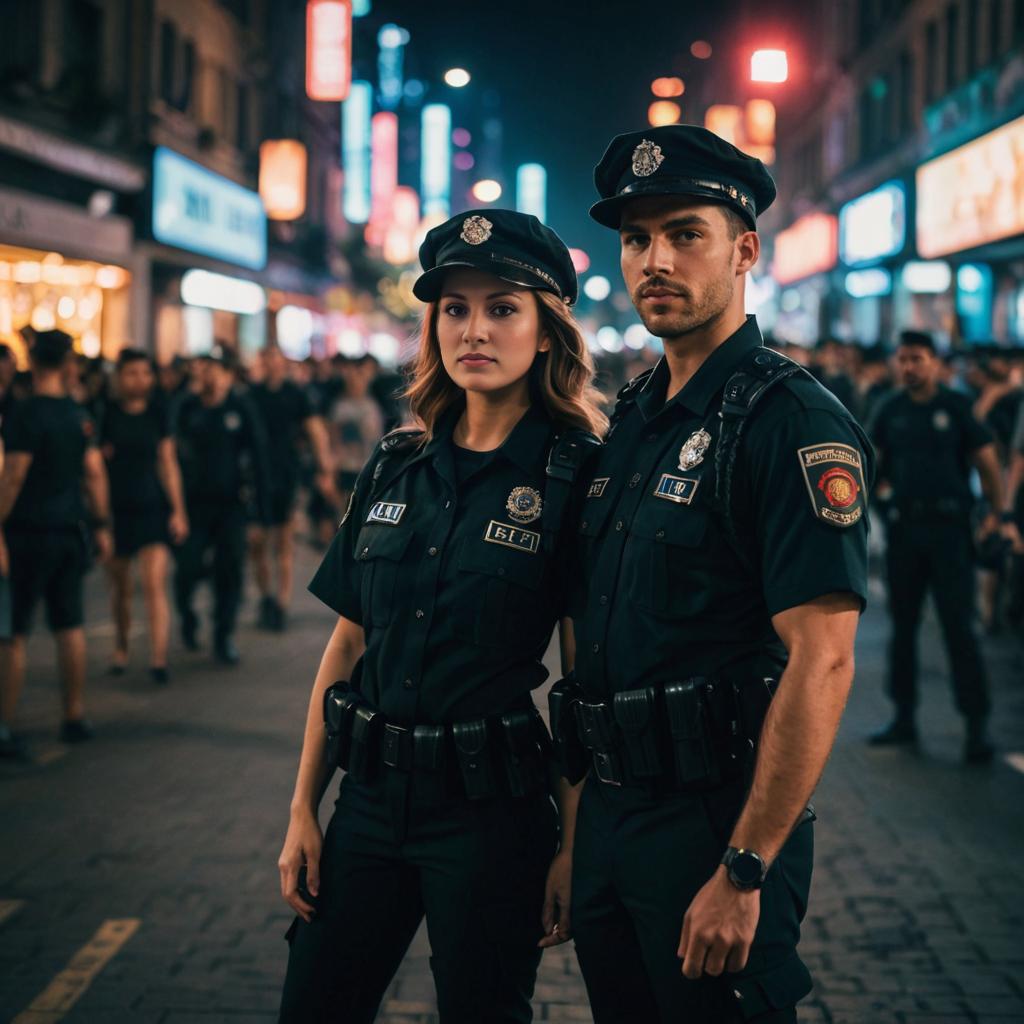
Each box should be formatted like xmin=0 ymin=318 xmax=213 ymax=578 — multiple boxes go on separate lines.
xmin=306 ymin=0 xmax=352 ymax=101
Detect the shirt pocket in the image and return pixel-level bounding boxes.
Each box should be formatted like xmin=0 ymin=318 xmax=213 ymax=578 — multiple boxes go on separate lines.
xmin=625 ymin=503 xmax=711 ymax=618
xmin=355 ymin=526 xmax=414 ymax=630
xmin=456 ymin=541 xmax=550 ymax=649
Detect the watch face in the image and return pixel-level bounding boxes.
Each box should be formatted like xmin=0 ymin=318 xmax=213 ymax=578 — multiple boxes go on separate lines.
xmin=731 ymin=851 xmax=764 ymax=886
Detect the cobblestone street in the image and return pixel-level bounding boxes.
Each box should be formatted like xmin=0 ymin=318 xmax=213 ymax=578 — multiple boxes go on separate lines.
xmin=2 ymin=549 xmax=1023 ymax=1023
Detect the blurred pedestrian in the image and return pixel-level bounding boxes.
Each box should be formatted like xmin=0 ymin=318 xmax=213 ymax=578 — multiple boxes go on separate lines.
xmin=868 ymin=330 xmax=1011 ymax=761
xmin=0 ymin=330 xmax=112 ymax=759
xmin=247 ymin=346 xmax=334 ymax=631
xmin=173 ymin=345 xmax=270 ymax=665
xmin=0 ymin=344 xmax=16 ymax=424
xmin=100 ymin=349 xmax=188 ymax=684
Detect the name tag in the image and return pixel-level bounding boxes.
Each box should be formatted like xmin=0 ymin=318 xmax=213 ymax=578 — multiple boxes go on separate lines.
xmin=484 ymin=520 xmax=541 ymax=554
xmin=587 ymin=477 xmax=610 ymax=498
xmin=367 ymin=501 xmax=406 ymax=526
xmin=653 ymin=474 xmax=699 ymax=504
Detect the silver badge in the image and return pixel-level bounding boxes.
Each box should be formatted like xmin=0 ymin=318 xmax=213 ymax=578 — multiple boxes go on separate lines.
xmin=460 ymin=215 xmax=493 ymax=245
xmin=632 ymin=139 xmax=665 ymax=177
xmin=224 ymin=411 xmax=242 ymax=432
xmin=506 ymin=486 xmax=543 ymax=524
xmin=679 ymin=428 xmax=712 ymax=471
xmin=933 ymin=410 xmax=951 ymax=431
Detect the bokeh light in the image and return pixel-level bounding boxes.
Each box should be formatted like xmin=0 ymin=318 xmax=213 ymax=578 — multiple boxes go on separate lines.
xmin=444 ymin=68 xmax=471 ymax=88
xmin=651 ymin=77 xmax=684 ymax=98
xmin=453 ymin=151 xmax=475 ymax=171
xmin=648 ymin=101 xmax=681 ymax=127
xmin=471 ymin=179 xmax=502 ymax=202
xmin=569 ymin=248 xmax=590 ymax=274
xmin=690 ymin=40 xmax=712 ymax=59
xmin=583 ymin=275 xmax=611 ymax=301
xmin=452 ymin=128 xmax=472 ymax=147
xmin=751 ymin=49 xmax=788 ymax=83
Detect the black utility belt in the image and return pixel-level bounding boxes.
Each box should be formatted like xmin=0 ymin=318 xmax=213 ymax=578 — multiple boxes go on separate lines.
xmin=549 ymin=675 xmax=777 ymax=791
xmin=323 ymin=682 xmax=552 ymax=801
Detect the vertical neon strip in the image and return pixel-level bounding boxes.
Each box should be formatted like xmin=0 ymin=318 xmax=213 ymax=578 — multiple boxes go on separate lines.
xmin=516 ymin=163 xmax=547 ymax=223
xmin=342 ymin=81 xmax=372 ymax=223
xmin=421 ymin=103 xmax=451 ymax=217
xmin=369 ymin=112 xmax=399 ymax=240
xmin=306 ymin=0 xmax=352 ymax=101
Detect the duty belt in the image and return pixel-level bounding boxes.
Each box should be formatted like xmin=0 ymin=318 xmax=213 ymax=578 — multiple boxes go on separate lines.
xmin=549 ymin=675 xmax=777 ymax=790
xmin=323 ymin=682 xmax=551 ymax=800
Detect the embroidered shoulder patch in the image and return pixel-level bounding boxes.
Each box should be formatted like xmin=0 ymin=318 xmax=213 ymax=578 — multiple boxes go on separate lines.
xmin=797 ymin=443 xmax=866 ymax=528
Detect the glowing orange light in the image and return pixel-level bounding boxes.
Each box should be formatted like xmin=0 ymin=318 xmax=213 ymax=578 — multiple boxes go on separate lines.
xmin=651 ymin=77 xmax=685 ymax=98
xmin=751 ymin=49 xmax=788 ymax=84
xmin=648 ymin=101 xmax=681 ymax=128
xmin=745 ymin=99 xmax=776 ymax=146
xmin=259 ymin=140 xmax=308 ymax=220
xmin=690 ymin=40 xmax=712 ymax=59
xmin=704 ymin=104 xmax=743 ymax=146
xmin=306 ymin=0 xmax=352 ymax=101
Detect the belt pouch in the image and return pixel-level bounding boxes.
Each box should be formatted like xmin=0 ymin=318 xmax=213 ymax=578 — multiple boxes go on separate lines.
xmin=549 ymin=680 xmax=588 ymax=784
xmin=500 ymin=710 xmax=545 ymax=797
xmin=347 ymin=705 xmax=382 ymax=783
xmin=323 ymin=682 xmax=357 ymax=771
xmin=574 ymin=700 xmax=623 ymax=783
xmin=413 ymin=725 xmax=446 ymax=771
xmin=664 ymin=680 xmax=717 ymax=787
xmin=612 ymin=687 xmax=663 ymax=778
xmin=452 ymin=719 xmax=498 ymax=800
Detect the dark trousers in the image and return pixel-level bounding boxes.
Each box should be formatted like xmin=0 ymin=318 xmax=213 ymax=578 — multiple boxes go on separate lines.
xmin=885 ymin=522 xmax=990 ymax=721
xmin=279 ymin=770 xmax=558 ymax=1023
xmin=571 ymin=775 xmax=813 ymax=1024
xmin=173 ymin=501 xmax=246 ymax=638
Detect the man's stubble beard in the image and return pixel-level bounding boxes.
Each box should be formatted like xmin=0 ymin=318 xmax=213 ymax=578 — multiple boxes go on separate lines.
xmin=634 ymin=273 xmax=735 ymax=343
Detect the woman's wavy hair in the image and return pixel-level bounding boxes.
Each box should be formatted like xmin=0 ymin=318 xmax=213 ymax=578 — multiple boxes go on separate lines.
xmin=405 ymin=289 xmax=608 ymax=441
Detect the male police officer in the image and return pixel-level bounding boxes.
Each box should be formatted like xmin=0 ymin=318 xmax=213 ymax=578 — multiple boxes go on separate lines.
xmin=559 ymin=126 xmax=872 ymax=1022
xmin=173 ymin=345 xmax=270 ymax=664
xmin=868 ymin=331 xmax=1008 ymax=762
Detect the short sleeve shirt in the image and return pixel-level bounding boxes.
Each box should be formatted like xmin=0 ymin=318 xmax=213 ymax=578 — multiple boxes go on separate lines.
xmin=100 ymin=399 xmax=171 ymax=512
xmin=571 ymin=317 xmax=873 ymax=695
xmin=248 ymin=381 xmax=314 ymax=477
xmin=309 ymin=405 xmax=585 ymax=724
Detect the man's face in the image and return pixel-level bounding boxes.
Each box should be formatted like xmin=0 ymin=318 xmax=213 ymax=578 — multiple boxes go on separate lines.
xmin=618 ymin=196 xmax=753 ymax=340
xmin=896 ymin=344 xmax=938 ymax=392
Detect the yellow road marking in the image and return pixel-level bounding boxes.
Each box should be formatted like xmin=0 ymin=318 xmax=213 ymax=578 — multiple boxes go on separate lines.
xmin=12 ymin=918 xmax=140 ymax=1023
xmin=0 ymin=900 xmax=25 ymax=926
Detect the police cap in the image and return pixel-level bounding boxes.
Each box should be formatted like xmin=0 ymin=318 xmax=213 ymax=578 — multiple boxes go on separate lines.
xmin=590 ymin=124 xmax=776 ymax=231
xmin=413 ymin=208 xmax=578 ymax=305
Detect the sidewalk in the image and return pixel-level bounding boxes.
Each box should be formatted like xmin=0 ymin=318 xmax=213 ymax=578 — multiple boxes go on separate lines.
xmin=1 ymin=549 xmax=1022 ymax=1023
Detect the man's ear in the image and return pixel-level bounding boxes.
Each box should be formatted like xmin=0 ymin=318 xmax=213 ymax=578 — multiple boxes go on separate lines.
xmin=735 ymin=231 xmax=760 ymax=275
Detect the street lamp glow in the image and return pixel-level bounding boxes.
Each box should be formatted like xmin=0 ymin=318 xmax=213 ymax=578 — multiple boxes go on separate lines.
xmin=751 ymin=49 xmax=788 ymax=83
xmin=471 ymin=179 xmax=502 ymax=203
xmin=651 ymin=77 xmax=684 ymax=98
xmin=583 ymin=275 xmax=611 ymax=302
xmin=648 ymin=101 xmax=681 ymax=127
xmin=444 ymin=67 xmax=471 ymax=88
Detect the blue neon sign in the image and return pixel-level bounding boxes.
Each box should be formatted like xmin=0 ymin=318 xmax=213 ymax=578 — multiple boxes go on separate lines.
xmin=516 ymin=163 xmax=547 ymax=223
xmin=421 ymin=104 xmax=451 ymax=217
xmin=151 ymin=147 xmax=266 ymax=270
xmin=342 ymin=81 xmax=373 ymax=224
xmin=838 ymin=180 xmax=906 ymax=266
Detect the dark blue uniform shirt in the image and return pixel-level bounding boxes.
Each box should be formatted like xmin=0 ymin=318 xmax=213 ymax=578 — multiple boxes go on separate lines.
xmin=309 ymin=405 xmax=581 ymax=724
xmin=571 ymin=316 xmax=873 ymax=695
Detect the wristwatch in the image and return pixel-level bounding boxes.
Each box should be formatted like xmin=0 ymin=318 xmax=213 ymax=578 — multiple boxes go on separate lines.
xmin=721 ymin=847 xmax=768 ymax=891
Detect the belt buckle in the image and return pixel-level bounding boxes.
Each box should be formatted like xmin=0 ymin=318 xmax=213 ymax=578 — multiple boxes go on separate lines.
xmin=592 ymin=751 xmax=622 ymax=787
xmin=382 ymin=722 xmax=411 ymax=770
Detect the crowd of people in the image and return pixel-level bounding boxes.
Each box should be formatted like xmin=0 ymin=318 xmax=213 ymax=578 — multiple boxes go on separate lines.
xmin=0 ymin=324 xmax=1022 ymax=763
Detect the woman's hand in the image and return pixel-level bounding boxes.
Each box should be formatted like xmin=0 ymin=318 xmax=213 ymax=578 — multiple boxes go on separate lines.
xmin=168 ymin=509 xmax=189 ymax=545
xmin=538 ymin=847 xmax=574 ymax=948
xmin=278 ymin=808 xmax=323 ymax=923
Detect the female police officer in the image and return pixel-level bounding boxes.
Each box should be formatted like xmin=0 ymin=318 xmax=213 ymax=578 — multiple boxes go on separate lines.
xmin=277 ymin=209 xmax=606 ymax=1023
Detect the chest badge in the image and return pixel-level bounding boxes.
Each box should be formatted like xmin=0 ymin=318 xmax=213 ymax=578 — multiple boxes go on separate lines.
xmin=678 ymin=428 xmax=712 ymax=471
xmin=224 ymin=411 xmax=242 ymax=432
xmin=587 ymin=477 xmax=610 ymax=499
xmin=367 ymin=501 xmax=406 ymax=526
xmin=933 ymin=410 xmax=951 ymax=431
xmin=506 ymin=486 xmax=543 ymax=524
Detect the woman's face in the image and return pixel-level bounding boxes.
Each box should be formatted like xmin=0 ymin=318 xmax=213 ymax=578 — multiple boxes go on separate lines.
xmin=436 ymin=269 xmax=549 ymax=398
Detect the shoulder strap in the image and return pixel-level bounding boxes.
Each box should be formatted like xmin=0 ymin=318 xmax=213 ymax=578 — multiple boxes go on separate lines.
xmin=370 ymin=428 xmax=425 ymax=498
xmin=711 ymin=348 xmax=808 ymax=569
xmin=543 ymin=428 xmax=602 ymax=555
xmin=607 ymin=368 xmax=654 ymax=439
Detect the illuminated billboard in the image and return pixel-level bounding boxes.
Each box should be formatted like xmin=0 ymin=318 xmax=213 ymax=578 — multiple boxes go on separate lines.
xmin=917 ymin=114 xmax=1024 ymax=259
xmin=772 ymin=213 xmax=838 ymax=286
xmin=839 ymin=181 xmax=905 ymax=265
xmin=306 ymin=0 xmax=352 ymax=101
xmin=516 ymin=164 xmax=547 ymax=223
xmin=341 ymin=81 xmax=372 ymax=223
xmin=421 ymin=104 xmax=451 ymax=217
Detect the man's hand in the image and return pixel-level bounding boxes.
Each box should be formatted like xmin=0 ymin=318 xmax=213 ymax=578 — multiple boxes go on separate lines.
xmin=978 ymin=511 xmax=1000 ymax=539
xmin=538 ymin=847 xmax=574 ymax=948
xmin=93 ymin=527 xmax=114 ymax=564
xmin=678 ymin=866 xmax=760 ymax=979
xmin=1001 ymin=519 xmax=1024 ymax=554
xmin=168 ymin=509 xmax=189 ymax=545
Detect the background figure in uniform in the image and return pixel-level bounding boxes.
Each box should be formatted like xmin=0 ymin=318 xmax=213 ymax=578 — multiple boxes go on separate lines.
xmin=277 ymin=211 xmax=606 ymax=1024
xmin=868 ymin=331 xmax=1011 ymax=762
xmin=560 ymin=126 xmax=872 ymax=1024
xmin=100 ymin=349 xmax=189 ymax=685
xmin=0 ymin=330 xmax=113 ymax=759
xmin=247 ymin=346 xmax=334 ymax=632
xmin=173 ymin=345 xmax=271 ymax=666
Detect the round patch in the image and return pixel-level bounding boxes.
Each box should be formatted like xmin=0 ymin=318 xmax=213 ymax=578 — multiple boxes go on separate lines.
xmin=817 ymin=467 xmax=859 ymax=509
xmin=933 ymin=410 xmax=951 ymax=431
xmin=506 ymin=486 xmax=543 ymax=524
xmin=224 ymin=411 xmax=242 ymax=431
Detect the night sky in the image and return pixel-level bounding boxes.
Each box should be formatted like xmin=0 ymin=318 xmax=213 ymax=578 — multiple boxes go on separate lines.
xmin=357 ymin=0 xmax=737 ymax=281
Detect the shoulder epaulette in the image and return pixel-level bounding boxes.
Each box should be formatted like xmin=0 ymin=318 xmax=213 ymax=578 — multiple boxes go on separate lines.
xmin=380 ymin=427 xmax=425 ymax=454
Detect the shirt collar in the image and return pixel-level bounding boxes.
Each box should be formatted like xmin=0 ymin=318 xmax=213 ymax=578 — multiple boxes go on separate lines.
xmin=635 ymin=315 xmax=765 ymax=421
xmin=422 ymin=401 xmax=552 ymax=475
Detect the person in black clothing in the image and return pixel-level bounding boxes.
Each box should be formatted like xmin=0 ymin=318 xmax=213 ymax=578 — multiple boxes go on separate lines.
xmin=173 ymin=345 xmax=270 ymax=665
xmin=558 ymin=125 xmax=872 ymax=1023
xmin=248 ymin=346 xmax=334 ymax=631
xmin=101 ymin=349 xmax=189 ymax=684
xmin=868 ymin=331 xmax=1011 ymax=762
xmin=0 ymin=330 xmax=113 ymax=758
xmin=276 ymin=210 xmax=607 ymax=1023
xmin=0 ymin=344 xmax=16 ymax=426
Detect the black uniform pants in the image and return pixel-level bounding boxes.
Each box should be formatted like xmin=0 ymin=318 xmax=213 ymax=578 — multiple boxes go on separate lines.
xmin=885 ymin=522 xmax=990 ymax=721
xmin=571 ymin=775 xmax=814 ymax=1024
xmin=279 ymin=769 xmax=558 ymax=1023
xmin=173 ymin=501 xmax=247 ymax=638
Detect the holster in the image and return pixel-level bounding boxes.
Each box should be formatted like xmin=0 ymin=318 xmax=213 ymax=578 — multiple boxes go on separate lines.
xmin=347 ymin=704 xmax=382 ymax=783
xmin=413 ymin=725 xmax=446 ymax=772
xmin=452 ymin=719 xmax=499 ymax=800
xmin=323 ymin=681 xmax=359 ymax=771
xmin=574 ymin=699 xmax=623 ymax=786
xmin=499 ymin=710 xmax=546 ymax=798
xmin=612 ymin=686 xmax=663 ymax=778
xmin=548 ymin=676 xmax=588 ymax=784
xmin=664 ymin=679 xmax=719 ymax=787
